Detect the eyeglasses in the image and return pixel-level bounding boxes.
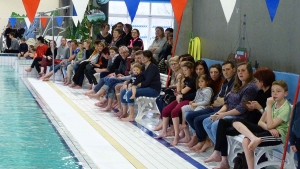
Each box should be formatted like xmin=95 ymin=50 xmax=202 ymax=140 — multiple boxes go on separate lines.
xmin=170 ymin=63 xmax=178 ymax=66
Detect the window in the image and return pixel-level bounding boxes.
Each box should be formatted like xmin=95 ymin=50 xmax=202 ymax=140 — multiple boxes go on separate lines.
xmin=108 ymin=1 xmax=174 ymax=48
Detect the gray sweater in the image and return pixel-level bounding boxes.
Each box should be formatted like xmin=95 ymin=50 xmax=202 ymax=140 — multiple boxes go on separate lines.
xmin=56 ymin=45 xmax=69 ymax=59
xmin=10 ymin=38 xmax=19 ymax=50
xmin=194 ymin=87 xmax=214 ymax=106
xmin=148 ymin=37 xmax=167 ymax=61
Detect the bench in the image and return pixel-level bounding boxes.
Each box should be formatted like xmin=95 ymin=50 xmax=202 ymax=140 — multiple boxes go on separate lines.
xmin=227 ymin=135 xmax=296 ymax=168
xmin=135 ymin=73 xmax=168 ymax=121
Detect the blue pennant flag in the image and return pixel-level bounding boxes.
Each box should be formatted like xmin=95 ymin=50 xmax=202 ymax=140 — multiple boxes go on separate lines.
xmin=56 ymin=17 xmax=64 ymax=27
xmin=73 ymin=5 xmax=77 ymax=16
xmin=124 ymin=0 xmax=141 ymax=22
xmin=9 ymin=18 xmax=17 ymax=28
xmin=266 ymin=0 xmax=280 ymax=21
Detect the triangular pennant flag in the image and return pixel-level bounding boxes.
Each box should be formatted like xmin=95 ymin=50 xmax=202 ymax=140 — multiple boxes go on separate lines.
xmin=24 ymin=17 xmax=31 ymax=28
xmin=220 ymin=0 xmax=237 ymax=24
xmin=56 ymin=17 xmax=64 ymax=27
xmin=9 ymin=18 xmax=17 ymax=28
xmin=170 ymin=0 xmax=188 ymax=24
xmin=72 ymin=16 xmax=80 ymax=27
xmin=265 ymin=0 xmax=280 ymax=22
xmin=73 ymin=5 xmax=77 ymax=16
xmin=72 ymin=0 xmax=89 ymax=23
xmin=124 ymin=0 xmax=140 ymax=22
xmin=22 ymin=0 xmax=41 ymax=23
xmin=40 ymin=17 xmax=48 ymax=28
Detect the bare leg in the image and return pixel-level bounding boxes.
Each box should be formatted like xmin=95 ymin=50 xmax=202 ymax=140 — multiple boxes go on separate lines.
xmin=25 ymin=67 xmax=32 ymax=72
xmin=83 ymin=90 xmax=95 ymax=95
xmin=212 ymin=156 xmax=230 ymax=169
xmin=179 ymin=125 xmax=191 ymax=143
xmin=120 ymin=105 xmax=128 ymax=119
xmin=100 ymin=98 xmax=113 ymax=111
xmin=171 ymin=117 xmax=180 ymax=146
xmin=242 ymin=138 xmax=255 ymax=169
xmin=155 ymin=117 xmax=169 ymax=139
xmin=190 ymin=142 xmax=205 ymax=152
xmin=121 ymin=105 xmax=135 ymax=121
xmin=233 ymin=122 xmax=262 ymax=151
xmin=166 ymin=125 xmax=175 ymax=136
xmin=198 ymin=137 xmax=214 ymax=152
xmin=42 ymin=71 xmax=53 ymax=80
xmin=186 ymin=133 xmax=198 ymax=148
xmin=129 ymin=86 xmax=136 ymax=99
xmin=204 ymin=150 xmax=222 ymax=163
xmin=153 ymin=122 xmax=163 ymax=131
xmin=72 ymin=85 xmax=82 ymax=89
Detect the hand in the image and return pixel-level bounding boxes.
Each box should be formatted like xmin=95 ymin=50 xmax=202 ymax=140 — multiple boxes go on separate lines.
xmin=267 ymin=97 xmax=275 ymax=106
xmin=47 ymin=56 xmax=51 ymax=60
xmin=291 ymin=145 xmax=297 ymax=152
xmin=43 ymin=55 xmax=46 ymax=58
xmin=191 ymin=103 xmax=198 ymax=108
xmin=21 ymin=52 xmax=24 ymax=55
xmin=71 ymin=60 xmax=74 ymax=65
xmin=177 ymin=73 xmax=182 ymax=80
xmin=269 ymin=129 xmax=280 ymax=137
xmin=249 ymin=101 xmax=262 ymax=110
xmin=176 ymin=94 xmax=182 ymax=103
xmin=94 ymin=68 xmax=101 ymax=73
xmin=117 ymin=74 xmax=124 ymax=77
xmin=215 ymin=112 xmax=225 ymax=120
xmin=189 ymin=101 xmax=193 ymax=105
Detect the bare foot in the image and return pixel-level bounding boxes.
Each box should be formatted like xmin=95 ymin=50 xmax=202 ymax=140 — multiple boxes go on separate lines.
xmin=25 ymin=68 xmax=32 ymax=72
xmin=171 ymin=136 xmax=179 ymax=146
xmin=248 ymin=137 xmax=262 ymax=151
xmin=69 ymin=83 xmax=76 ymax=88
xmin=118 ymin=113 xmax=127 ymax=119
xmin=121 ymin=116 xmax=135 ymax=122
xmin=43 ymin=78 xmax=50 ymax=81
xmin=179 ymin=134 xmax=191 ymax=143
xmin=204 ymin=151 xmax=222 ymax=163
xmin=153 ymin=123 xmax=162 ymax=131
xmin=179 ymin=130 xmax=185 ymax=139
xmin=198 ymin=139 xmax=214 ymax=153
xmin=64 ymin=82 xmax=71 ymax=86
xmin=88 ymin=94 xmax=100 ymax=100
xmin=166 ymin=129 xmax=175 ymax=137
xmin=186 ymin=134 xmax=198 ymax=148
xmin=72 ymin=85 xmax=82 ymax=89
xmin=113 ymin=111 xmax=123 ymax=117
xmin=212 ymin=160 xmax=230 ymax=169
xmin=190 ymin=142 xmax=204 ymax=152
xmin=83 ymin=90 xmax=94 ymax=95
xmin=100 ymin=107 xmax=112 ymax=112
xmin=155 ymin=132 xmax=167 ymax=139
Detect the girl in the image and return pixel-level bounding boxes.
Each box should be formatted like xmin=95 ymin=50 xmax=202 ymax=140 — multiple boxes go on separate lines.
xmin=155 ymin=61 xmax=197 ymax=146
xmin=180 ymin=74 xmax=213 ymax=142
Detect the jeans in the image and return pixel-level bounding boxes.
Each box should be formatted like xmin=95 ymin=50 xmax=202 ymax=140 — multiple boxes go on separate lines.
xmin=185 ymin=107 xmax=221 ymax=142
xmin=107 ymin=82 xmax=123 ymax=99
xmin=49 ymin=63 xmax=61 ymax=73
xmin=94 ymin=78 xmax=105 ymax=93
xmin=62 ymin=61 xmax=71 ymax=77
xmin=120 ymin=87 xmax=159 ymax=106
xmin=203 ymin=115 xmax=237 ymax=144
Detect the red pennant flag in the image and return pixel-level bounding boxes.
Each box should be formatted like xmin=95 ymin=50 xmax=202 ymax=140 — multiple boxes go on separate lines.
xmin=40 ymin=17 xmax=48 ymax=28
xmin=170 ymin=0 xmax=188 ymax=23
xmin=22 ymin=0 xmax=40 ymax=23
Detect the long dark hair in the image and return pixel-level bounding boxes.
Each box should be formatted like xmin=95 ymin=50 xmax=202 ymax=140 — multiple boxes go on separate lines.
xmin=232 ymin=62 xmax=254 ymax=93
xmin=142 ymin=50 xmax=157 ymax=65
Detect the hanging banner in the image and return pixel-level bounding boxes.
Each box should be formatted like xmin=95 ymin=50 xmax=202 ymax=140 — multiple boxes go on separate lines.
xmin=124 ymin=0 xmax=140 ymax=22
xmin=170 ymin=0 xmax=188 ymax=24
xmin=72 ymin=16 xmax=80 ymax=27
xmin=265 ymin=0 xmax=280 ymax=21
xmin=220 ymin=0 xmax=236 ymax=24
xmin=56 ymin=17 xmax=64 ymax=27
xmin=9 ymin=18 xmax=17 ymax=28
xmin=22 ymin=0 xmax=41 ymax=23
xmin=40 ymin=17 xmax=48 ymax=28
xmin=24 ymin=17 xmax=31 ymax=29
xmin=72 ymin=0 xmax=89 ymax=23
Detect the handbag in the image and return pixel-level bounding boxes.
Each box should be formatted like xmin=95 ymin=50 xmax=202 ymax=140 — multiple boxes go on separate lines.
xmin=54 ymin=59 xmax=62 ymax=64
xmin=85 ymin=63 xmax=94 ymax=70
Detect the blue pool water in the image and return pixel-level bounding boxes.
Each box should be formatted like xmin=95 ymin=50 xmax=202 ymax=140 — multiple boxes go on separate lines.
xmin=0 ymin=66 xmax=80 ymax=168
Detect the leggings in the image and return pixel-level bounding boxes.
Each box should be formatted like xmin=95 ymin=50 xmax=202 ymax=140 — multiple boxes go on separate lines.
xmin=72 ymin=62 xmax=89 ymax=86
xmin=30 ymin=57 xmax=42 ymax=73
xmin=41 ymin=57 xmax=52 ymax=73
xmin=162 ymin=100 xmax=189 ymax=118
xmin=233 ymin=118 xmax=282 ymax=147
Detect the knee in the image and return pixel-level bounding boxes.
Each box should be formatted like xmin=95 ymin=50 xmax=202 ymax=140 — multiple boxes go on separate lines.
xmin=232 ymin=121 xmax=241 ymax=129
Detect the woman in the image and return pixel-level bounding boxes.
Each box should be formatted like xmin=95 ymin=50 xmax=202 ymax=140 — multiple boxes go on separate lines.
xmin=204 ymin=67 xmax=275 ymax=169
xmin=194 ymin=60 xmax=209 ymax=77
xmin=148 ymin=27 xmax=167 ymax=61
xmin=96 ymin=23 xmax=112 ymax=45
xmin=39 ymin=40 xmax=58 ymax=76
xmin=120 ymin=50 xmax=161 ymax=122
xmin=128 ymin=29 xmax=144 ymax=50
xmin=110 ymin=28 xmax=125 ymax=48
xmin=155 ymin=61 xmax=197 ymax=146
xmin=25 ymin=36 xmax=48 ymax=74
xmin=70 ymin=41 xmax=105 ymax=89
xmin=122 ymin=24 xmax=132 ymax=46
xmin=201 ymin=62 xmax=258 ymax=153
xmin=208 ymin=64 xmax=224 ymax=98
xmin=158 ymin=32 xmax=173 ymax=74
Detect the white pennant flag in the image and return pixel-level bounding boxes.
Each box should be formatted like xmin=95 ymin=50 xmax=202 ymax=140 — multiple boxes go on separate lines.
xmin=72 ymin=16 xmax=80 ymax=27
xmin=220 ymin=0 xmax=237 ymax=24
xmin=24 ymin=17 xmax=31 ymax=29
xmin=72 ymin=0 xmax=89 ymax=23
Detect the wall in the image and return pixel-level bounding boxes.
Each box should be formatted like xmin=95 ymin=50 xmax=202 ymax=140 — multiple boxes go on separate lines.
xmin=193 ymin=0 xmax=300 ymax=74
xmin=0 ymin=0 xmax=60 ymax=33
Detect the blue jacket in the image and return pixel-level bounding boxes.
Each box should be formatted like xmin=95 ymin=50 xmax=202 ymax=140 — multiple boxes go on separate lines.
xmin=289 ymin=102 xmax=300 ymax=145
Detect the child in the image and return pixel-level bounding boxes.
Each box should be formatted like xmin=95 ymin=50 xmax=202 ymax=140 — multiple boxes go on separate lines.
xmin=124 ymin=63 xmax=143 ymax=99
xmin=181 ymin=74 xmax=213 ymax=128
xmin=18 ymin=38 xmax=28 ymax=59
xmin=231 ymin=80 xmax=291 ymax=169
xmin=23 ymin=45 xmax=36 ymax=59
xmin=289 ymin=101 xmax=300 ymax=168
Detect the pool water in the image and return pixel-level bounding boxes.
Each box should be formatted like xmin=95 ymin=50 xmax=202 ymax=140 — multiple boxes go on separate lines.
xmin=0 ymin=66 xmax=80 ymax=168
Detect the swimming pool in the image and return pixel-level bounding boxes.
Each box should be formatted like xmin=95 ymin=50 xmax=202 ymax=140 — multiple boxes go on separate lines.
xmin=0 ymin=65 xmax=80 ymax=168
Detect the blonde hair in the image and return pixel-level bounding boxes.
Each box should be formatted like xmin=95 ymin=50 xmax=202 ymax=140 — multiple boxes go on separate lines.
xmin=272 ymin=80 xmax=288 ymax=91
xmin=132 ymin=63 xmax=142 ymax=71
xmin=169 ymin=56 xmax=179 ymax=64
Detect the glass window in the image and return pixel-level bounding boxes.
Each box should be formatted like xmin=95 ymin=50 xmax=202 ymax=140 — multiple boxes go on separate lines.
xmin=151 ymin=3 xmax=173 ymax=16
xmin=136 ymin=2 xmax=150 ymax=15
xmin=109 ymin=1 xmax=127 ymax=14
xmin=132 ymin=18 xmax=149 ymax=47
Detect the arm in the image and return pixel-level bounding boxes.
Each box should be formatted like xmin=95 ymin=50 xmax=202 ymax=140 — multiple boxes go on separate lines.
xmin=195 ymin=88 xmax=213 ymax=106
xmin=258 ymin=112 xmax=268 ymax=130
xmin=140 ymin=64 xmax=158 ymax=87
xmin=152 ymin=38 xmax=167 ymax=54
xmin=265 ymin=98 xmax=284 ymax=130
xmin=233 ymin=85 xmax=258 ymax=115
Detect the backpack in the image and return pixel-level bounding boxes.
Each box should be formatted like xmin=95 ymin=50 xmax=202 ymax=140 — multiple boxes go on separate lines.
xmin=233 ymin=152 xmax=248 ymax=169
